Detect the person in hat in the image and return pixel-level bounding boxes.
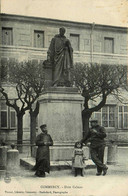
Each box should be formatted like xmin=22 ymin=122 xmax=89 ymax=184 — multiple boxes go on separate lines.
xmin=33 ymin=124 xmax=53 ymax=177
xmin=81 ymin=119 xmax=108 ymax=176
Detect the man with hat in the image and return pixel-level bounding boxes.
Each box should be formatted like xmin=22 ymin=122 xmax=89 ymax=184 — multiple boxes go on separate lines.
xmin=34 ymin=124 xmax=53 ymax=177
xmin=81 ymin=119 xmax=108 ymax=176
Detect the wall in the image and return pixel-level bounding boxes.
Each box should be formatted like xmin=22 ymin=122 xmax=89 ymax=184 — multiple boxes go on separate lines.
xmin=0 ymin=14 xmax=127 ymax=63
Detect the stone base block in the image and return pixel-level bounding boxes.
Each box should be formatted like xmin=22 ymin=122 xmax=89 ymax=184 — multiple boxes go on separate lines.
xmin=7 ymin=149 xmax=20 ymax=170
xmin=107 ymin=145 xmax=118 ymax=165
xmin=38 ymin=87 xmax=84 ymax=143
xmin=32 ymin=145 xmax=90 ymax=161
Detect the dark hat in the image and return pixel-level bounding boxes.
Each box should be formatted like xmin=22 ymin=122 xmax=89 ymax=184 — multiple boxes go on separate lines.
xmin=40 ymin=124 xmax=47 ymax=129
xmin=59 ymin=27 xmax=66 ymax=32
xmin=90 ymin=119 xmax=98 ymax=123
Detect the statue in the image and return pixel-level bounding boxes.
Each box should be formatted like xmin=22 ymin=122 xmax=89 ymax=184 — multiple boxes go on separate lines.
xmin=47 ymin=27 xmax=73 ymax=87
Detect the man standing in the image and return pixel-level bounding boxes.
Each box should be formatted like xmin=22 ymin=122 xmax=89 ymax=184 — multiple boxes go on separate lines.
xmin=81 ymin=119 xmax=108 ymax=176
xmin=47 ymin=27 xmax=73 ymax=86
xmin=34 ymin=124 xmax=53 ymax=177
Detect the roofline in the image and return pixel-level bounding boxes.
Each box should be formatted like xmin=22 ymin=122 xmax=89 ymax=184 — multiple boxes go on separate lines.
xmin=0 ymin=13 xmax=128 ymax=31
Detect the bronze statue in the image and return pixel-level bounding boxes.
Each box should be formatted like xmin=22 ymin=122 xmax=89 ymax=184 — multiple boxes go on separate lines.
xmin=47 ymin=27 xmax=73 ymax=87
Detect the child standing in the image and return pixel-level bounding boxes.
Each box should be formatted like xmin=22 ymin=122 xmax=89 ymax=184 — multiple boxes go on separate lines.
xmin=72 ymin=142 xmax=86 ymax=177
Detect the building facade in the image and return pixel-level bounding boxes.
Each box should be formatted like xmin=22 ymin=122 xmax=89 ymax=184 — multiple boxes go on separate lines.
xmin=0 ymin=13 xmax=128 ymax=146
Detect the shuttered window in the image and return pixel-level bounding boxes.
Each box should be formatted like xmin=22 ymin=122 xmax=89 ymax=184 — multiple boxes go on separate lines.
xmin=70 ymin=34 xmax=79 ymax=51
xmin=10 ymin=107 xmax=16 ymax=128
xmin=118 ymin=106 xmax=128 ymax=129
xmin=104 ymin=37 xmax=114 ymax=53
xmin=2 ymin=28 xmax=13 ymax=45
xmin=0 ymin=101 xmax=16 ymax=129
xmin=1 ymin=101 xmax=8 ymax=128
xmin=34 ymin=31 xmax=44 ymax=48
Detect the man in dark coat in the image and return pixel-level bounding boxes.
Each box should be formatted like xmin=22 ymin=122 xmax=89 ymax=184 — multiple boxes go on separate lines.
xmin=34 ymin=124 xmax=53 ymax=177
xmin=81 ymin=119 xmax=108 ymax=176
xmin=47 ymin=27 xmax=73 ymax=86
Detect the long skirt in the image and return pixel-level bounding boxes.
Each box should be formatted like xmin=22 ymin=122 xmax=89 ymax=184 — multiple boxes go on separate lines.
xmin=35 ymin=159 xmax=50 ymax=174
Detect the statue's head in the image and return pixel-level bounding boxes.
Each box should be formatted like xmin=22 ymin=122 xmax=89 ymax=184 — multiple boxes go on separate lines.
xmin=59 ymin=27 xmax=66 ymax=36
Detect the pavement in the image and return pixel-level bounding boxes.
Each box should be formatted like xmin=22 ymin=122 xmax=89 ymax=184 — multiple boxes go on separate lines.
xmin=0 ymin=161 xmax=128 ymax=196
xmin=0 ymin=147 xmax=128 ymax=196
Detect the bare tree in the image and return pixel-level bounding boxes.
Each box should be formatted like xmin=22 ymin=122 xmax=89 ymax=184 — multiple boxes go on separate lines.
xmin=71 ymin=63 xmax=127 ymax=138
xmin=0 ymin=60 xmax=44 ymax=152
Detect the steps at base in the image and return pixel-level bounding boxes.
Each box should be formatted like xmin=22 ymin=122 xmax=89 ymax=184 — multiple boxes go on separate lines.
xmin=20 ymin=157 xmax=96 ymax=171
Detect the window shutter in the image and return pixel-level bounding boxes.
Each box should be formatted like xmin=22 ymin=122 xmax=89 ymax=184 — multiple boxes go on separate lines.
xmin=70 ymin=34 xmax=79 ymax=51
xmin=104 ymin=37 xmax=114 ymax=53
xmin=2 ymin=28 xmax=13 ymax=45
xmin=34 ymin=31 xmax=44 ymax=48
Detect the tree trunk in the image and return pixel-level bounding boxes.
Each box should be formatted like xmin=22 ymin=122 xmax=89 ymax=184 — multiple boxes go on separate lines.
xmin=30 ymin=101 xmax=39 ymax=156
xmin=17 ymin=113 xmax=24 ymax=153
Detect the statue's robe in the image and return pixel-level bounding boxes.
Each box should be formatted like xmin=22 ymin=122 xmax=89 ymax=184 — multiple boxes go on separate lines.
xmin=47 ymin=34 xmax=73 ymax=86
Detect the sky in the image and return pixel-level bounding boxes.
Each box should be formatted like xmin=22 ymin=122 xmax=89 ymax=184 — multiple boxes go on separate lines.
xmin=1 ymin=0 xmax=128 ymax=27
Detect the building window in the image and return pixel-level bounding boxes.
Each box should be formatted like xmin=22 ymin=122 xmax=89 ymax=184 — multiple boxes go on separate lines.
xmin=1 ymin=102 xmax=8 ymax=128
xmin=0 ymin=101 xmax=16 ymax=129
xmin=10 ymin=107 xmax=16 ymax=128
xmin=118 ymin=106 xmax=128 ymax=129
xmin=94 ymin=106 xmax=115 ymax=127
xmin=104 ymin=37 xmax=114 ymax=53
xmin=34 ymin=30 xmax=44 ymax=48
xmin=70 ymin=34 xmax=79 ymax=51
xmin=2 ymin=27 xmax=13 ymax=45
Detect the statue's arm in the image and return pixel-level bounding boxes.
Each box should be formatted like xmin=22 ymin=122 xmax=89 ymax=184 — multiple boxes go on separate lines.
xmin=47 ymin=38 xmax=55 ymax=62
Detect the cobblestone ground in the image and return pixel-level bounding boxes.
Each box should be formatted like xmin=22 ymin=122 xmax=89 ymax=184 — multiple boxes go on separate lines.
xmin=0 ymin=163 xmax=128 ymax=196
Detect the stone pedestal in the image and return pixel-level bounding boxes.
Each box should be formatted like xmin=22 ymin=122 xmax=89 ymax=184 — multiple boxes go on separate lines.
xmin=0 ymin=146 xmax=8 ymax=170
xmin=7 ymin=149 xmax=19 ymax=170
xmin=38 ymin=87 xmax=84 ymax=161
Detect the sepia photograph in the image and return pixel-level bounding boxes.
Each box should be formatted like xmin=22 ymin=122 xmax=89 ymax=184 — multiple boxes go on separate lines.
xmin=0 ymin=0 xmax=128 ymax=195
